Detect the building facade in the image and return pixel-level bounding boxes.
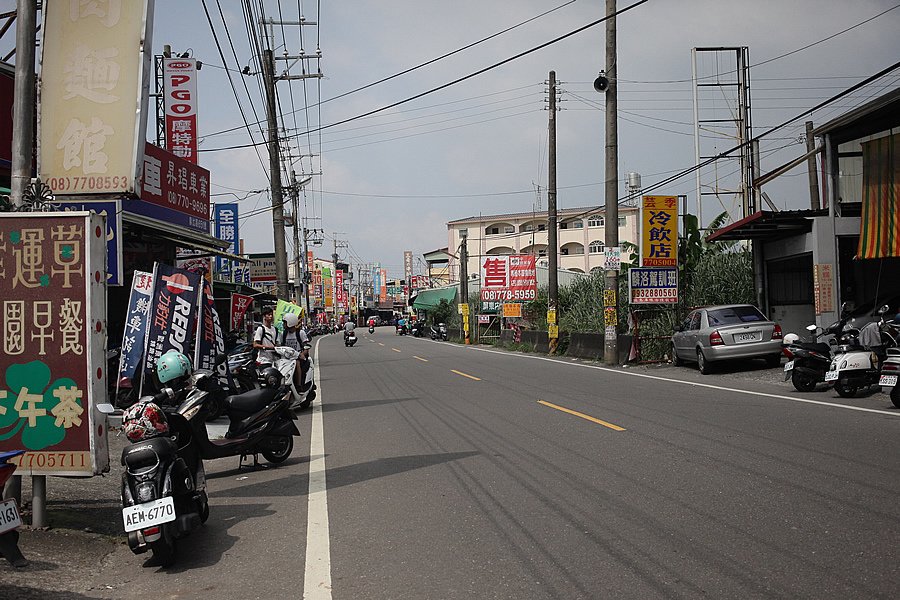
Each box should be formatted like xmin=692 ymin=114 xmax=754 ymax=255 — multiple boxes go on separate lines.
xmin=447 ymin=206 xmax=640 ymax=281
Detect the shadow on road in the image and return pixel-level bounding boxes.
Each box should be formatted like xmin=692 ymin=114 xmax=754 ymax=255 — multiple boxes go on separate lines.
xmin=320 ymin=397 xmax=419 ymax=413
xmin=0 ymin=584 xmax=105 ymax=600
xmin=213 ymin=451 xmax=480 ymax=498
xmin=204 ymin=454 xmax=315 ymax=480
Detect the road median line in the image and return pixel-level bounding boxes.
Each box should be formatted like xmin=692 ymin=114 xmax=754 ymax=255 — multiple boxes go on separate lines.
xmin=413 ymin=356 xmax=428 ymax=362
xmin=451 ymin=369 xmax=481 ymax=381
xmin=392 ymin=348 xmax=401 ymax=353
xmin=538 ymin=400 xmax=626 ymax=431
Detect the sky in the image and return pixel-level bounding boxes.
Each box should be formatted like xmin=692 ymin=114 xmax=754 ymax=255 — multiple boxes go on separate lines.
xmin=6 ymin=0 xmax=900 ymax=278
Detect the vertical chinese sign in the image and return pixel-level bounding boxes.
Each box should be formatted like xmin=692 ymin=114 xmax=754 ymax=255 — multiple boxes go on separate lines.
xmin=641 ymin=195 xmax=678 ymax=267
xmin=403 ymin=251 xmax=413 ymax=287
xmin=214 ymin=204 xmax=239 ymax=280
xmin=380 ymin=268 xmax=388 ymax=305
xmin=118 ymin=270 xmax=153 ymax=388
xmin=163 ymin=58 xmax=199 ymax=164
xmin=335 ymin=270 xmax=345 ymax=312
xmin=39 ymin=1 xmax=151 ymax=195
xmin=323 ymin=267 xmax=333 ymax=310
xmin=0 ymin=213 xmax=109 ymax=476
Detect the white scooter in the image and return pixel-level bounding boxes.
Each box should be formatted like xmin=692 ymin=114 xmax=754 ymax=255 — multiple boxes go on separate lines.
xmin=880 ymin=348 xmax=900 ymax=408
xmin=826 ymin=306 xmax=898 ymax=398
xmin=258 ymin=346 xmax=316 ymax=410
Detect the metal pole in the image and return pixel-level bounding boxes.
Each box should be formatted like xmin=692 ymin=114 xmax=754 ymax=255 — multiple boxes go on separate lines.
xmin=805 ymin=121 xmax=820 ymax=210
xmin=31 ymin=475 xmax=46 ymax=528
xmin=603 ymin=0 xmax=620 ymax=366
xmin=261 ymin=49 xmax=289 ymax=300
xmin=547 ymin=71 xmax=559 ymax=354
xmin=10 ymin=0 xmax=37 ymax=207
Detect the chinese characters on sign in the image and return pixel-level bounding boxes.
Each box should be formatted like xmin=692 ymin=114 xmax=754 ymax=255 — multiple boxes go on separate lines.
xmin=479 ymin=255 xmax=537 ymax=302
xmin=163 ymin=58 xmax=199 ymax=164
xmin=214 ymin=204 xmax=239 ymax=279
xmin=813 ymin=263 xmax=835 ymax=315
xmin=132 ymin=143 xmax=210 ymax=233
xmin=230 ymin=293 xmax=254 ymax=331
xmin=403 ymin=251 xmax=413 ymax=287
xmin=118 ymin=270 xmax=153 ymax=386
xmin=641 ymin=196 xmax=678 ymax=267
xmin=0 ymin=213 xmax=109 ymax=475
xmin=336 ymin=270 xmax=345 ymax=309
xmin=39 ymin=0 xmax=149 ymax=195
xmin=628 ymin=267 xmax=679 ymax=304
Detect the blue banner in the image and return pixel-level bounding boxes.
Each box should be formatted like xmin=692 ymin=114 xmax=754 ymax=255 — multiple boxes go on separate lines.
xmin=55 ymin=199 xmax=123 ymax=285
xmin=142 ymin=263 xmax=203 ymax=389
xmin=214 ymin=203 xmax=239 ymax=279
xmin=118 ymin=270 xmax=153 ymax=385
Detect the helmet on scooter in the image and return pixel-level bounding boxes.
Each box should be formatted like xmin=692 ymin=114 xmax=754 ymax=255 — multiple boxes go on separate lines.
xmin=156 ymin=350 xmax=192 ymax=385
xmin=260 ymin=366 xmax=283 ymax=389
xmin=283 ymin=312 xmax=300 ymax=329
xmin=122 ymin=401 xmax=169 ymax=442
xmin=782 ymin=333 xmax=800 ymax=346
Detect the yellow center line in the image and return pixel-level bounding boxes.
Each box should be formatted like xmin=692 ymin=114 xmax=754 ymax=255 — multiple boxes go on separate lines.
xmin=451 ymin=369 xmax=481 ymax=381
xmin=413 ymin=356 xmax=428 ymax=362
xmin=378 ymin=343 xmax=385 ymax=346
xmin=538 ymin=400 xmax=626 ymax=431
xmin=392 ymin=348 xmax=401 ymax=353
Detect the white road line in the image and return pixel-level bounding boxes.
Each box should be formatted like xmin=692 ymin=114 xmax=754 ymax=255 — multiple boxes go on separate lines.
xmin=445 ymin=344 xmax=900 ymax=418
xmin=304 ymin=337 xmax=332 ymax=599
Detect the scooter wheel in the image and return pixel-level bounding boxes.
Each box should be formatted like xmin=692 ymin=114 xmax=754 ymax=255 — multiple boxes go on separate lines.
xmin=834 ymin=380 xmax=858 ymax=398
xmin=791 ymin=370 xmax=817 ymax=392
xmin=262 ymin=435 xmax=294 ymax=463
xmin=149 ymin=528 xmax=177 ymax=567
xmin=890 ymin=386 xmax=900 ymax=409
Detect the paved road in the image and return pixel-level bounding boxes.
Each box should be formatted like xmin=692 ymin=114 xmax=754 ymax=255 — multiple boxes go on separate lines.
xmin=85 ymin=331 xmax=900 ymax=599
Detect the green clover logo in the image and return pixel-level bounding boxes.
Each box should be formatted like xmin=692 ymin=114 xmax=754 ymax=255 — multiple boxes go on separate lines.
xmin=0 ymin=361 xmax=80 ymax=450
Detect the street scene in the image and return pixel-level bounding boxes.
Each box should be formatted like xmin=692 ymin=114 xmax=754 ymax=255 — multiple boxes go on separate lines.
xmin=1 ymin=1 xmax=900 ymax=599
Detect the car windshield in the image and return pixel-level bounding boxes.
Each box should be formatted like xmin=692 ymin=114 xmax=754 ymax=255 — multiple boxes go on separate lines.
xmin=707 ymin=306 xmax=767 ymax=325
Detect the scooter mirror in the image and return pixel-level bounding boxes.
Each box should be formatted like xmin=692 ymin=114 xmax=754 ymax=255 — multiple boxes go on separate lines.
xmin=806 ymin=324 xmax=817 ymax=332
xmin=878 ymin=304 xmax=890 ymax=315
xmin=96 ymin=403 xmax=116 ymax=414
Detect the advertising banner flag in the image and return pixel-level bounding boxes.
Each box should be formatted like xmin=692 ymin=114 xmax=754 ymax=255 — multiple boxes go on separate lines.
xmin=142 ymin=263 xmax=202 ymax=388
xmin=380 ymin=269 xmax=388 ymax=304
xmin=163 ymin=58 xmax=199 ymax=164
xmin=214 ymin=204 xmax=239 ymax=278
xmin=641 ymin=195 xmax=678 ymax=267
xmin=118 ymin=270 xmax=153 ymax=385
xmin=479 ymin=255 xmax=537 ymax=302
xmin=0 ymin=212 xmax=109 ymax=476
xmin=194 ymin=280 xmax=225 ymax=373
xmin=336 ymin=270 xmax=345 ymax=308
xmin=273 ymin=299 xmax=303 ymax=332
xmin=230 ymin=293 xmax=254 ymax=331
xmin=373 ymin=266 xmax=381 ymax=303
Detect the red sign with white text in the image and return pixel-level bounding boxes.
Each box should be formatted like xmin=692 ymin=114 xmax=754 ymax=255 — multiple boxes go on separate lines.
xmin=479 ymin=255 xmax=537 ymax=302
xmin=137 ymin=143 xmax=210 ymax=232
xmin=164 ymin=58 xmax=199 ymax=164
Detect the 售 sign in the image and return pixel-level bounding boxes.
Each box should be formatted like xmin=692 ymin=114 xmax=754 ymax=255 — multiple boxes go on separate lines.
xmin=480 ymin=255 xmax=537 ymax=302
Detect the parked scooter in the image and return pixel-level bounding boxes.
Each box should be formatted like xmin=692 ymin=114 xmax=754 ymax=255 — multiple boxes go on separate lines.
xmin=880 ymin=346 xmax=900 ymax=408
xmin=410 ymin=321 xmax=426 ymax=337
xmin=782 ymin=317 xmax=846 ymax=392
xmin=120 ymin=386 xmax=209 ymax=567
xmin=430 ymin=323 xmax=449 ymax=341
xmin=0 ymin=450 xmax=28 ymax=567
xmin=826 ymin=305 xmax=899 ymax=397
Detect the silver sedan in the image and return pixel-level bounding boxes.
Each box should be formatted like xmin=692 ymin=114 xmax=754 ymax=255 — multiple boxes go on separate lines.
xmin=671 ymin=304 xmax=783 ymax=374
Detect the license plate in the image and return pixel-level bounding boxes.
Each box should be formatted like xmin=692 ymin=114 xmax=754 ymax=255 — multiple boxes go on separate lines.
xmin=122 ymin=496 xmax=176 ymax=533
xmin=824 ymin=370 xmax=839 ymax=382
xmin=0 ymin=498 xmax=22 ymax=535
xmin=880 ymin=374 xmax=898 ymax=387
xmin=783 ymin=361 xmax=794 ymax=372
xmin=734 ymin=332 xmax=761 ymax=343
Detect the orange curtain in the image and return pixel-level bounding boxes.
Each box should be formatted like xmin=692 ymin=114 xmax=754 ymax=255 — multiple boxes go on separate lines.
xmin=858 ymin=132 xmax=900 ymax=259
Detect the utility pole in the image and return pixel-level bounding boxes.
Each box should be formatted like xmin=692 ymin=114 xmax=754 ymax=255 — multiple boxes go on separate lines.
xmin=547 ymin=70 xmax=559 ymax=354
xmin=289 ymin=172 xmax=302 ymax=304
xmin=805 ymin=121 xmax=820 ymax=210
xmin=261 ymin=48 xmax=289 ymax=300
xmin=10 ymin=0 xmax=37 ymax=207
xmin=459 ymin=231 xmax=470 ymax=344
xmin=603 ymin=0 xmax=620 ymax=366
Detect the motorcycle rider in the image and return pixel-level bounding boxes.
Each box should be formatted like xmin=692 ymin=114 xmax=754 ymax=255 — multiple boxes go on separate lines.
xmin=280 ymin=312 xmax=312 ymax=392
xmin=253 ymin=307 xmax=278 ymax=366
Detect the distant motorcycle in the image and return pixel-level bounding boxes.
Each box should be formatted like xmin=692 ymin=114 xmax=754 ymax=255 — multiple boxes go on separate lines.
xmin=430 ymin=323 xmax=448 ymax=341
xmin=368 ymin=325 xmax=375 ymax=334
xmin=345 ymin=330 xmax=358 ymax=347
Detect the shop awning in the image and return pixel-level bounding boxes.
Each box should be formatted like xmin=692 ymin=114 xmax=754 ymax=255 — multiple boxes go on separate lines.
xmin=411 ymin=286 xmax=457 ymax=310
xmin=123 ymin=211 xmax=249 ymax=262
xmin=706 ymin=209 xmax=827 ymax=242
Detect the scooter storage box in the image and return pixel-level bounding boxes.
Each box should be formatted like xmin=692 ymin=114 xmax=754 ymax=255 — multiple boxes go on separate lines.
xmin=121 ymin=436 xmax=178 ymax=469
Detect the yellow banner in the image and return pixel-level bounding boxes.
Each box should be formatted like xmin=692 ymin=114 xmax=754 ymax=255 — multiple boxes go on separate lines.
xmin=641 ymin=196 xmax=678 ymax=267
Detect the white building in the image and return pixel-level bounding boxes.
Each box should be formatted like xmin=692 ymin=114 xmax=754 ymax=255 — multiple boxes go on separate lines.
xmin=447 ymin=206 xmax=640 ymax=280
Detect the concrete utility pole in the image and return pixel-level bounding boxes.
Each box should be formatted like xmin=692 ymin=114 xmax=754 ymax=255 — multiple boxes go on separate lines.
xmin=805 ymin=121 xmax=820 ymax=210
xmin=261 ymin=48 xmax=289 ymax=300
xmin=290 ymin=173 xmax=302 ymax=304
xmin=547 ymin=71 xmax=559 ymax=354
xmin=459 ymin=231 xmax=470 ymax=344
xmin=10 ymin=0 xmax=37 ymax=207
xmin=603 ymin=0 xmax=620 ymax=366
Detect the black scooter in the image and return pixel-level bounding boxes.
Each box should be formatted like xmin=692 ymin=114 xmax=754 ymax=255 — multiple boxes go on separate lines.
xmin=782 ymin=313 xmax=848 ymax=391
xmin=430 ymin=323 xmax=448 ymax=341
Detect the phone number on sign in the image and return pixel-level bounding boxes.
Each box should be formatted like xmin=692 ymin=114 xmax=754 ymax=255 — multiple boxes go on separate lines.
xmin=480 ymin=289 xmax=536 ymax=302
xmin=631 ymin=288 xmax=678 ymax=303
xmin=12 ymin=451 xmax=90 ymax=471
xmin=46 ymin=176 xmax=130 ymax=192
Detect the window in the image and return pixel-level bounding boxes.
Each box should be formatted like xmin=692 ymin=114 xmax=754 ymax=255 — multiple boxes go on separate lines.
xmin=588 ymin=215 xmax=604 ymax=227
xmin=524 ymin=224 xmax=534 ymax=232
xmin=538 ymin=223 xmax=546 ymax=231
xmin=618 ymin=216 xmax=626 ymax=227
xmin=689 ymin=312 xmax=701 ymax=330
xmin=486 ymin=227 xmax=499 ymax=235
xmin=561 ymin=248 xmax=569 ymax=256
xmin=570 ymin=220 xmax=583 ymax=229
xmin=504 ymin=225 xmax=515 ymax=234
xmin=589 ymin=241 xmax=604 ymax=254
xmin=707 ymin=306 xmax=767 ymax=325
xmin=459 ymin=228 xmax=468 ymax=237
xmin=538 ymin=248 xmax=547 ymax=256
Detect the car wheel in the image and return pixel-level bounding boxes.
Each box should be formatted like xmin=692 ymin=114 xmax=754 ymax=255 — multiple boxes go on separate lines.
xmin=834 ymin=380 xmax=858 ymax=398
xmin=671 ymin=343 xmax=684 ymax=367
xmin=697 ymin=349 xmax=712 ymax=375
xmin=765 ymin=354 xmax=781 ymax=368
xmin=791 ymin=370 xmax=817 ymax=392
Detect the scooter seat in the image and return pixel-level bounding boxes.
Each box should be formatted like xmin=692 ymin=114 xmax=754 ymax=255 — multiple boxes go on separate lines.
xmin=224 ymin=387 xmax=280 ymax=417
xmin=794 ymin=342 xmax=832 ymax=355
xmin=121 ymin=436 xmax=177 ymax=468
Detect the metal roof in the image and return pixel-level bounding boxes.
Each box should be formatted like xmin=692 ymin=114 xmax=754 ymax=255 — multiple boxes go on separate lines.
xmin=706 ymin=209 xmax=828 ymax=242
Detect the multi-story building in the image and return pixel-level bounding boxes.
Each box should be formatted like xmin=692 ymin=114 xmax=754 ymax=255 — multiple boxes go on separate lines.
xmin=447 ymin=206 xmax=640 ymax=280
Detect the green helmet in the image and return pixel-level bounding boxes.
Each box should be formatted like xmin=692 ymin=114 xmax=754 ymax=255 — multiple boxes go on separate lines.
xmin=156 ymin=350 xmax=192 ymax=385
